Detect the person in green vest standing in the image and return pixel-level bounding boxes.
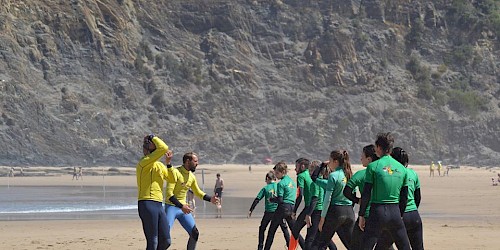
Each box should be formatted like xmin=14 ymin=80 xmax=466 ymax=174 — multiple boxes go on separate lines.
xmin=358 ymin=132 xmax=410 ymax=250
xmin=248 ymin=171 xmax=291 ymax=250
xmin=375 ymin=147 xmax=423 ymax=250
xmin=343 ymin=144 xmax=381 ymax=250
xmin=263 ymin=161 xmax=297 ymax=250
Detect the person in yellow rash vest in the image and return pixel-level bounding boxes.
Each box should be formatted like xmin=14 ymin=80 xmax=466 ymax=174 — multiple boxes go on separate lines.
xmin=136 ymin=134 xmax=176 ymax=250
xmin=164 ymin=152 xmax=219 ymax=250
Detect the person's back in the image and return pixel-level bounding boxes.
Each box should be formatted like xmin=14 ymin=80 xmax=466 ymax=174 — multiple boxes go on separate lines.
xmin=366 ymin=155 xmax=408 ymax=204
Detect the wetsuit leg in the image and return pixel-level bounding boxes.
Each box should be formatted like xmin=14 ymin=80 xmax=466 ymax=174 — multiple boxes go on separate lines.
xmin=187 ymin=226 xmax=199 ymax=250
xmin=335 ymin=206 xmax=355 ymax=249
xmin=290 ymin=209 xmax=307 ymax=249
xmin=177 ymin=213 xmax=197 ymax=250
xmin=403 ymin=210 xmax=423 ymax=250
xmin=157 ymin=205 xmax=169 ymax=249
xmin=264 ymin=203 xmax=293 ymax=250
xmin=138 ymin=200 xmax=162 ymax=250
xmin=165 ymin=204 xmax=182 ymax=249
xmin=351 ymin=217 xmax=363 ymax=250
xmin=386 ymin=205 xmax=410 ymax=250
xmin=263 ymin=208 xmax=285 ymax=250
xmin=373 ymin=230 xmax=393 ymax=250
xmin=279 ymin=217 xmax=291 ymax=247
xmin=259 ymin=212 xmax=274 ymax=250
xmin=314 ymin=206 xmax=345 ymax=250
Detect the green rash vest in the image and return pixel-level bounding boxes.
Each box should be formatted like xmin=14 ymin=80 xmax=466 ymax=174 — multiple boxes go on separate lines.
xmin=255 ymin=182 xmax=279 ymax=212
xmin=405 ymin=168 xmax=420 ymax=212
xmin=277 ymin=175 xmax=296 ymax=205
xmin=321 ymin=167 xmax=352 ymax=217
xmin=297 ymin=170 xmax=313 ymax=206
xmin=310 ymin=179 xmax=325 ymax=211
xmin=346 ymin=169 xmax=371 ymax=217
xmin=315 ymin=177 xmax=328 ymax=190
xmin=364 ymin=155 xmax=409 ymax=204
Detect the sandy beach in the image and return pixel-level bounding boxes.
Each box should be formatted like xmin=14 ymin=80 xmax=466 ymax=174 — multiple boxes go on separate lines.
xmin=1 ymin=164 xmax=500 ymax=250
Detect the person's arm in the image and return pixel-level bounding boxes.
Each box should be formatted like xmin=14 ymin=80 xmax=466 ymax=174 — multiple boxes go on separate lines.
xmin=414 ymin=188 xmax=421 ymax=208
xmin=399 ymin=186 xmax=409 ymax=216
xmin=249 ymin=188 xmax=265 ymax=212
xmin=311 ymin=163 xmax=327 ymax=182
xmin=321 ymin=191 xmax=332 ymax=218
xmin=139 ymin=136 xmax=169 ymax=167
xmin=358 ymin=183 xmax=372 ymax=217
xmin=305 ymin=196 xmax=317 ymax=216
xmin=293 ymin=187 xmax=303 ymax=213
xmin=343 ymin=186 xmax=359 ymax=204
xmin=191 ymin=175 xmax=217 ymax=204
xmin=221 ymin=178 xmax=224 ymax=190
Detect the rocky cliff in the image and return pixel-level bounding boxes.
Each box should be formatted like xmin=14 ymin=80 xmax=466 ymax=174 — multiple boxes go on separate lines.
xmin=0 ymin=0 xmax=498 ymax=166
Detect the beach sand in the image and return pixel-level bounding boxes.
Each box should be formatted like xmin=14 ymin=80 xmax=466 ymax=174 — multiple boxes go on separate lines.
xmin=1 ymin=164 xmax=500 ymax=250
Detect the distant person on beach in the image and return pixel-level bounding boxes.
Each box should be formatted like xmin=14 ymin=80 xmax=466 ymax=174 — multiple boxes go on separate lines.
xmin=263 ymin=161 xmax=297 ymax=250
xmin=492 ymin=178 xmax=498 ymax=186
xmin=249 ymin=165 xmax=252 ymax=172
xmin=498 ymin=173 xmax=500 ymax=183
xmin=78 ymin=167 xmax=83 ymax=180
xmin=164 ymin=152 xmax=219 ymax=249
xmin=20 ymin=167 xmax=24 ymax=176
xmin=136 ymin=134 xmax=175 ymax=250
xmin=289 ymin=158 xmax=309 ymax=250
xmin=9 ymin=167 xmax=15 ymax=177
xmin=248 ymin=171 xmax=291 ymax=250
xmin=437 ymin=161 xmax=443 ymax=176
xmin=444 ymin=165 xmax=450 ymax=176
xmin=358 ymin=132 xmax=410 ymax=250
xmin=343 ymin=144 xmax=380 ymax=250
xmin=72 ymin=167 xmax=78 ymax=180
xmin=429 ymin=161 xmax=435 ymax=177
xmin=214 ymin=173 xmax=224 ymax=218
xmin=376 ymin=147 xmax=424 ymax=250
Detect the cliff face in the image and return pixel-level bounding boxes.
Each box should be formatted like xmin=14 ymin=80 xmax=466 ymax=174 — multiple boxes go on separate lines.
xmin=0 ymin=0 xmax=498 ymax=166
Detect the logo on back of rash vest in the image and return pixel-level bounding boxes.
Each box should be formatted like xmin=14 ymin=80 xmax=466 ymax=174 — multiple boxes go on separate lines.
xmin=383 ymin=166 xmax=397 ymax=175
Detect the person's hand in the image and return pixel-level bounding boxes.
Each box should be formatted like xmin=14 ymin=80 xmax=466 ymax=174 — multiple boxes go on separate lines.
xmin=165 ymin=150 xmax=173 ymax=164
xmin=318 ymin=217 xmax=325 ymax=232
xmin=248 ymin=211 xmax=252 ymax=218
xmin=359 ymin=216 xmax=366 ymax=231
xmin=181 ymin=204 xmax=193 ymax=214
xmin=292 ymin=212 xmax=297 ymax=220
xmin=305 ymin=215 xmax=312 ymax=228
xmin=210 ymin=196 xmax=220 ymax=205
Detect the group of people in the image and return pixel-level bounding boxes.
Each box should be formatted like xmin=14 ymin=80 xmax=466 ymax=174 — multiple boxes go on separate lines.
xmin=249 ymin=132 xmax=423 ymax=250
xmin=72 ymin=166 xmax=83 ymax=180
xmin=429 ymin=161 xmax=449 ymax=177
xmin=136 ymin=134 xmax=220 ymax=250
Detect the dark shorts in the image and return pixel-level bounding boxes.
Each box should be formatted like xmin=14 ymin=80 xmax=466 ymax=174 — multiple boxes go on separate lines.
xmin=215 ymin=188 xmax=223 ymax=198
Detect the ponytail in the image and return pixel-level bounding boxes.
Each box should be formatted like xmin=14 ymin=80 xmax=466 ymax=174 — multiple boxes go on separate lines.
xmin=342 ymin=150 xmax=353 ymax=181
